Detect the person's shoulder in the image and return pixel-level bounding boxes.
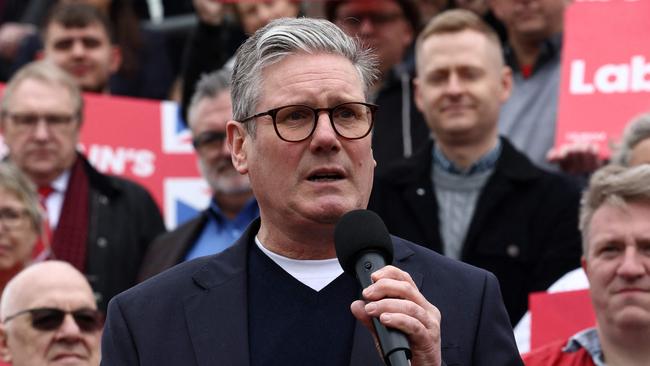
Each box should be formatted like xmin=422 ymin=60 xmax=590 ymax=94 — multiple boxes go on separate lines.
xmin=392 ymin=236 xmax=493 ymax=282
xmin=81 ymin=158 xmax=154 ymax=199
xmin=114 ymin=254 xmax=216 ymax=306
xmin=499 ymin=138 xmax=581 ymax=194
xmin=152 ymin=214 xmax=205 ymax=244
xmin=375 ymin=141 xmax=433 ymax=184
xmin=522 ymin=338 xmax=584 ymax=366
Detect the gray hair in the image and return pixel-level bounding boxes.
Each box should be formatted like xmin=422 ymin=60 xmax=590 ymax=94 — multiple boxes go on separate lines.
xmin=610 ymin=113 xmax=650 ymax=165
xmin=0 ymin=162 xmax=42 ymax=235
xmin=579 ymin=164 xmax=650 ymax=255
xmin=1 ymin=60 xmax=84 ymax=122
xmin=187 ymin=68 xmax=233 ymax=127
xmin=230 ymin=17 xmax=378 ymax=136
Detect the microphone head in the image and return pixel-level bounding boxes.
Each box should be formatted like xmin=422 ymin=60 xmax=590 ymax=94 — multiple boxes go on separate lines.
xmin=335 ymin=209 xmax=394 ymax=275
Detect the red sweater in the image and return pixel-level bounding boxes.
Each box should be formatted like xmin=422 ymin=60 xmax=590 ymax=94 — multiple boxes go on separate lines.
xmin=523 ymin=339 xmax=596 ymax=366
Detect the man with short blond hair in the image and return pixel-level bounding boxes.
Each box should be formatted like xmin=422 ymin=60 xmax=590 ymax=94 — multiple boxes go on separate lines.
xmin=369 ymin=9 xmax=582 ymax=324
xmin=524 ymin=164 xmax=650 ymax=365
xmin=0 ymin=261 xmax=103 ymax=366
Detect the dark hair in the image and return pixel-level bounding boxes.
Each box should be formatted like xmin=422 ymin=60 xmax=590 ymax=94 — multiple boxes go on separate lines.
xmin=324 ymin=0 xmax=422 ymax=32
xmin=106 ymin=0 xmax=143 ymax=77
xmin=43 ymin=3 xmax=116 ymax=43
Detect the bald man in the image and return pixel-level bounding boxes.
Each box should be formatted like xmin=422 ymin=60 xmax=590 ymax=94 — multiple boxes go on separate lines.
xmin=0 ymin=261 xmax=102 ymax=366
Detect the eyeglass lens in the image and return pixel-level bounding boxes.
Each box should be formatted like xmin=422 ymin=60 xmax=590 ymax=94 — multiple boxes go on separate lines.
xmin=30 ymin=308 xmax=103 ymax=332
xmin=274 ymin=103 xmax=373 ymax=142
xmin=7 ymin=113 xmax=75 ymax=130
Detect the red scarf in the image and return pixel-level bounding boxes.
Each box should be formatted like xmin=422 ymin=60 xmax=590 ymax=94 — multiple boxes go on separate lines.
xmin=50 ymin=157 xmax=89 ymax=271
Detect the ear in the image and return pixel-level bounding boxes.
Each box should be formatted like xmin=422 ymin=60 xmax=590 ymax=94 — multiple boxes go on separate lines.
xmin=35 ymin=50 xmax=44 ymax=60
xmin=227 ymin=120 xmax=249 ymax=174
xmin=413 ymin=77 xmax=425 ymax=114
xmin=109 ymin=46 xmax=122 ymax=73
xmin=499 ymin=66 xmax=513 ymax=102
xmin=0 ymin=324 xmax=13 ymax=363
xmin=581 ymin=256 xmax=588 ymax=276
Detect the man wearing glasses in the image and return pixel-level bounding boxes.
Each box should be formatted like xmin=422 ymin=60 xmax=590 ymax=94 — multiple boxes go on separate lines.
xmin=139 ymin=69 xmax=258 ymax=281
xmin=0 ymin=261 xmax=103 ymax=366
xmin=0 ymin=60 xmax=165 ymax=312
xmin=101 ymin=18 xmax=522 ymax=365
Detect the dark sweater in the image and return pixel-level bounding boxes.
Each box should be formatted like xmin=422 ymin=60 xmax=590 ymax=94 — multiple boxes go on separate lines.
xmin=248 ymin=244 xmax=359 ymax=366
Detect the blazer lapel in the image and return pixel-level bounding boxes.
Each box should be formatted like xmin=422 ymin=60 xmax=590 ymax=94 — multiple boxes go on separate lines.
xmin=183 ymin=221 xmax=259 ymax=366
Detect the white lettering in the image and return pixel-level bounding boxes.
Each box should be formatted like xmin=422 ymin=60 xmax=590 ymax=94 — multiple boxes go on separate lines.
xmin=594 ymin=63 xmax=628 ymax=93
xmin=86 ymin=144 xmax=155 ymax=177
xmin=132 ymin=150 xmax=155 ymax=177
xmin=631 ymin=55 xmax=650 ymax=92
xmin=569 ymin=55 xmax=650 ymax=95
xmin=570 ymin=60 xmax=595 ymax=94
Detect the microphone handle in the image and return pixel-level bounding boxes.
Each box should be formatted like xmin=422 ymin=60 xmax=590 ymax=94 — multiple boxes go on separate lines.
xmin=355 ymin=252 xmax=411 ymax=366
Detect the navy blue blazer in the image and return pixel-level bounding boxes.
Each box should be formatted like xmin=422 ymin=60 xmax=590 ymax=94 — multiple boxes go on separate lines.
xmin=101 ymin=219 xmax=523 ymax=366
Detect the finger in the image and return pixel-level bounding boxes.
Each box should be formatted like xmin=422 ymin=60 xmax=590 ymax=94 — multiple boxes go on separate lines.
xmin=370 ymin=265 xmax=417 ymax=287
xmin=350 ymin=300 xmax=382 ymax=355
xmin=364 ymin=298 xmax=436 ymax=330
xmin=363 ymin=277 xmax=433 ymax=312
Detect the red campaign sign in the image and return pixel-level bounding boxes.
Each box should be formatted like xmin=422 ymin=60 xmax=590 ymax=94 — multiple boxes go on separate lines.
xmin=556 ymin=0 xmax=650 ymax=157
xmin=0 ymin=87 xmax=212 ymax=229
xmin=79 ymin=93 xmax=212 ymax=229
xmin=529 ymin=289 xmax=596 ymax=350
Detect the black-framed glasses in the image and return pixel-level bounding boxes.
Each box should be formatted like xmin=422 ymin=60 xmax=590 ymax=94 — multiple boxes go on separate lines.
xmin=0 ymin=207 xmax=29 ymax=230
xmin=240 ymin=102 xmax=377 ymax=142
xmin=2 ymin=307 xmax=104 ymax=332
xmin=192 ymin=131 xmax=227 ymax=151
xmin=3 ymin=112 xmax=77 ymax=133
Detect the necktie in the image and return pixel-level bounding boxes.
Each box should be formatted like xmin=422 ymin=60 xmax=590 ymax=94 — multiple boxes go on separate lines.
xmin=33 ymin=186 xmax=55 ymax=259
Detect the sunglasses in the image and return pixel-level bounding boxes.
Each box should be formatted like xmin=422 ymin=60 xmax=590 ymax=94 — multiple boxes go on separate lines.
xmin=2 ymin=307 xmax=104 ymax=332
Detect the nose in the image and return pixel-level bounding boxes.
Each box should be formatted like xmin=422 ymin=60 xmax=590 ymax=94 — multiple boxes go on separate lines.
xmin=309 ymin=112 xmax=341 ymax=153
xmin=32 ymin=120 xmax=51 ymax=141
xmin=54 ymin=314 xmax=83 ymax=341
xmin=617 ymin=246 xmax=647 ymax=279
xmin=70 ymin=40 xmax=85 ymax=57
xmin=444 ymin=73 xmax=465 ymax=96
xmin=358 ymin=17 xmax=375 ymax=35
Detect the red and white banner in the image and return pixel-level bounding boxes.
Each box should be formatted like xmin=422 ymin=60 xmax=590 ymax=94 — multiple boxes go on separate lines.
xmin=556 ymin=0 xmax=650 ymax=157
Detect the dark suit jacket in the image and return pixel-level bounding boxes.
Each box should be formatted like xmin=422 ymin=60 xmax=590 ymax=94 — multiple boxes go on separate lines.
xmin=137 ymin=212 xmax=208 ymax=282
xmin=81 ymin=155 xmax=166 ymax=312
xmin=101 ymin=219 xmax=523 ymax=366
xmin=368 ymin=138 xmax=583 ymax=324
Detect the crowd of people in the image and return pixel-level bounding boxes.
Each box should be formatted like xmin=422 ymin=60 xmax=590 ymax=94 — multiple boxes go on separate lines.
xmin=0 ymin=1 xmax=646 ymax=366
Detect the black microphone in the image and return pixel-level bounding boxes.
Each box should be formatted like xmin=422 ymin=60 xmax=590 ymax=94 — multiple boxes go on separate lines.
xmin=335 ymin=209 xmax=411 ymax=366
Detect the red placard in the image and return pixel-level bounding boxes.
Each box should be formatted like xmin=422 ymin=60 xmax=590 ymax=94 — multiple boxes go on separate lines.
xmin=529 ymin=289 xmax=596 ymax=350
xmin=556 ymin=0 xmax=650 ymax=158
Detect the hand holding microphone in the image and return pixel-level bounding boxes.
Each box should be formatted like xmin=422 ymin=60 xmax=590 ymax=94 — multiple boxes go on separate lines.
xmin=335 ymin=210 xmax=442 ymax=366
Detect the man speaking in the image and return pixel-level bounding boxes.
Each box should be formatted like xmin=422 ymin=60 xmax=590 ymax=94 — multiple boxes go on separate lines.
xmin=100 ymin=17 xmax=522 ymax=366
